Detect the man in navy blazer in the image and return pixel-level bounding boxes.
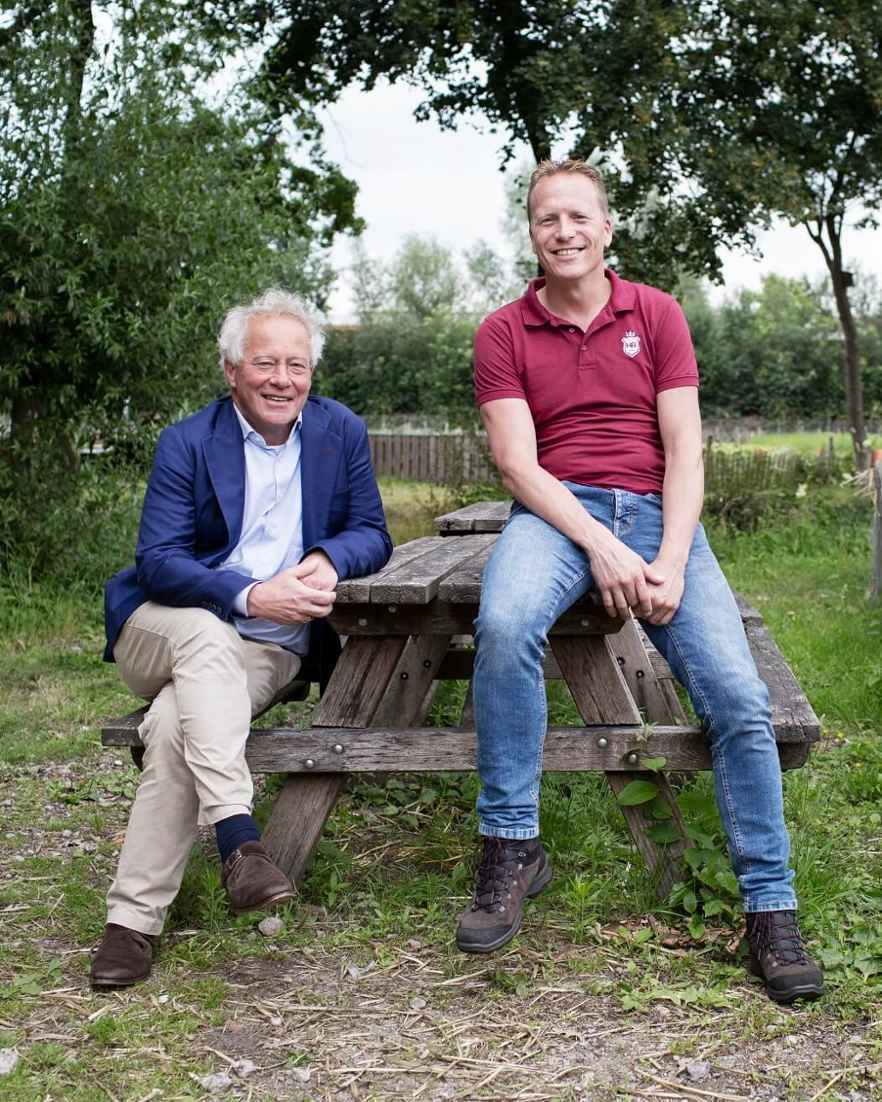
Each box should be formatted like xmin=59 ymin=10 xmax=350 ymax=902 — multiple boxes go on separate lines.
xmin=91 ymin=289 xmax=392 ymax=989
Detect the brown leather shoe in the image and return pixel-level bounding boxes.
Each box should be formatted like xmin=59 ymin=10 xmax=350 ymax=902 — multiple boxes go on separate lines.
xmin=221 ymin=840 xmax=296 ymax=915
xmin=90 ymin=923 xmax=156 ymax=989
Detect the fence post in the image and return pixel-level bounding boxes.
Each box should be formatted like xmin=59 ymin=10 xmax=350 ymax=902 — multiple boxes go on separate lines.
xmin=871 ymin=460 xmax=882 ymax=601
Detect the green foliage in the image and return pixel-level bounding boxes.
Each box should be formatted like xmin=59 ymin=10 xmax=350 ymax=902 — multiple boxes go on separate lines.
xmin=0 ymin=0 xmax=360 ymax=578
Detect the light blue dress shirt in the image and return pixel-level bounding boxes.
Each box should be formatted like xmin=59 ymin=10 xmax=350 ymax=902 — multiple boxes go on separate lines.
xmin=220 ymin=405 xmax=310 ymax=655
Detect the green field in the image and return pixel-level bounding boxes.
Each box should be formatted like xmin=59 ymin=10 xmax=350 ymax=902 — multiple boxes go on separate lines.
xmin=0 ymin=477 xmax=880 ymax=1099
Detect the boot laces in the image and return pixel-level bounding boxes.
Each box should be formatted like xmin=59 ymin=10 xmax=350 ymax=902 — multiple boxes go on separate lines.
xmin=752 ymin=911 xmax=810 ymax=966
xmin=471 ymin=838 xmax=524 ymax=913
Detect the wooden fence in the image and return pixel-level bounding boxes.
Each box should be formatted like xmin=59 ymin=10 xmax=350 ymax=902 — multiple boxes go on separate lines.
xmin=369 ymin=433 xmax=496 ymax=484
xmin=369 ymin=432 xmax=845 ymax=490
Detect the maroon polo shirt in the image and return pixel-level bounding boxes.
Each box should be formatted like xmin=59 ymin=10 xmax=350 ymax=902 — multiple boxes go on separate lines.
xmin=474 ymin=269 xmax=699 ymax=494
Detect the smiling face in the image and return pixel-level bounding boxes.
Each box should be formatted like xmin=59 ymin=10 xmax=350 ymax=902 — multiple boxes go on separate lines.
xmin=224 ymin=314 xmax=313 ymax=445
xmin=528 ymin=172 xmax=613 ymax=286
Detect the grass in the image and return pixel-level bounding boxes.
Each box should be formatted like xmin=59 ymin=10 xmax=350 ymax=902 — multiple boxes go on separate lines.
xmin=0 ymin=472 xmax=880 ymax=1098
xmin=709 ymin=429 xmax=882 ymax=457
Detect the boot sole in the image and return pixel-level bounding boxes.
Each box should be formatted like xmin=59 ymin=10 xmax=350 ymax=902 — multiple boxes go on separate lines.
xmin=456 ymin=859 xmax=553 ymax=954
xmin=229 ymin=887 xmax=297 ymax=916
xmin=748 ymin=957 xmax=825 ymax=1004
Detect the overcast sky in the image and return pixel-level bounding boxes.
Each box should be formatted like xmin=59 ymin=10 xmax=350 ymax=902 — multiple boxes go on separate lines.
xmin=318 ymin=80 xmax=882 ymax=322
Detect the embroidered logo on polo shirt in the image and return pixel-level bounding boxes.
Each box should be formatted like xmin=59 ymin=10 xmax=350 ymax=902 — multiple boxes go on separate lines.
xmin=621 ymin=330 xmax=641 ymax=358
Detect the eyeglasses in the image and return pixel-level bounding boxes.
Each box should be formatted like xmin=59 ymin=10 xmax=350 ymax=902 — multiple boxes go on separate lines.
xmin=246 ymin=358 xmax=312 ymax=379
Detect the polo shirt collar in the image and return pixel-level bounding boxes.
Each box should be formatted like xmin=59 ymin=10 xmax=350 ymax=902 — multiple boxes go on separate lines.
xmin=232 ymin=402 xmax=302 ymax=448
xmin=520 ymin=268 xmax=636 ymax=327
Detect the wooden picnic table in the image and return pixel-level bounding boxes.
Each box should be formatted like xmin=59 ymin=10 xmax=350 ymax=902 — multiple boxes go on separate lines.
xmin=103 ymin=500 xmax=820 ymax=898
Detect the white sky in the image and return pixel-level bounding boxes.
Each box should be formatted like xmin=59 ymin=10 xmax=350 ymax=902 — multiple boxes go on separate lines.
xmin=319 ymin=80 xmax=882 ymax=321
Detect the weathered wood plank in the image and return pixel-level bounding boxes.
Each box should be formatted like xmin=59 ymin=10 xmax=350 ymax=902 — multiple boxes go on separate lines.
xmin=604 ymin=771 xmax=690 ymax=899
xmin=437 ymin=542 xmax=496 ymax=603
xmin=744 ymin=621 xmax=821 ymax=742
xmin=102 ymin=721 xmax=810 ymax=772
xmin=368 ymin=535 xmax=497 ymax=604
xmin=311 ymin=637 xmax=408 ymax=727
xmin=552 ymin=635 xmax=642 ymax=725
xmin=435 ymin=500 xmax=510 ymax=535
xmin=610 ymin=619 xmax=688 ymax=724
xmin=261 ymin=772 xmax=346 ymax=888
xmin=330 ymin=602 xmax=624 ymax=638
xmin=335 ymin=537 xmax=439 ymax=603
xmin=370 ymin=634 xmax=453 ymax=727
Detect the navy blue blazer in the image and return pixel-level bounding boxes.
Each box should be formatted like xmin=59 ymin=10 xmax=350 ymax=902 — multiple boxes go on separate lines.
xmin=104 ymin=394 xmax=392 ymax=665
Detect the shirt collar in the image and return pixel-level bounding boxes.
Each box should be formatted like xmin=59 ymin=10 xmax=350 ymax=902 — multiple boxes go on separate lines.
xmin=520 ymin=268 xmax=636 ymax=328
xmin=232 ymin=402 xmax=302 ymax=448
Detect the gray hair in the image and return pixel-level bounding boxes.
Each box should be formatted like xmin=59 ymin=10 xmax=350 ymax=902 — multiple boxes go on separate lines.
xmin=218 ymin=288 xmax=326 ymax=371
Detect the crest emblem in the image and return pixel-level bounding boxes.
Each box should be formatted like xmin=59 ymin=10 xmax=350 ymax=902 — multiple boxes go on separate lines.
xmin=621 ymin=330 xmax=641 ymax=358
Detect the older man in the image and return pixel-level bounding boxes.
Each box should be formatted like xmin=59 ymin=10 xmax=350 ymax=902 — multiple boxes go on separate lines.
xmin=91 ymin=289 xmax=391 ymax=988
xmin=457 ymin=159 xmax=823 ymax=1005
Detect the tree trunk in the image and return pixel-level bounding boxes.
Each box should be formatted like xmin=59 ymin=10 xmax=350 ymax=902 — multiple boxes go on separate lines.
xmin=807 ymin=215 xmax=868 ymax=471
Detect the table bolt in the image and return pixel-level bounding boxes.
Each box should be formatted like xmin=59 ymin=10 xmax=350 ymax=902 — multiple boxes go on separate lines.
xmin=357 ymin=617 xmax=368 ymax=627
xmin=388 ymin=605 xmax=398 ymax=613
xmin=422 ymin=659 xmax=432 ymax=669
xmin=332 ymin=744 xmax=344 ymax=755
xmin=580 ymin=618 xmax=590 ymax=627
xmin=304 ymin=758 xmax=316 ymax=770
xmin=636 ymin=669 xmax=645 ymax=679
xmin=597 ymin=736 xmax=609 ymax=749
xmin=616 ymin=656 xmax=625 ymax=666
xmin=400 ymin=671 xmax=409 ymax=680
xmin=626 ymin=752 xmax=639 ymax=766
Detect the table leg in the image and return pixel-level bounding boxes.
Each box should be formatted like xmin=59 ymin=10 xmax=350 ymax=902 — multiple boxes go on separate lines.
xmin=551 ymin=633 xmax=689 ymax=899
xmin=262 ymin=634 xmax=451 ymax=884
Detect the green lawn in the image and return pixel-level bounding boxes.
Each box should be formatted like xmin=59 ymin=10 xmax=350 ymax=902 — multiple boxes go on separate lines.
xmin=0 ymin=479 xmax=880 ymax=1099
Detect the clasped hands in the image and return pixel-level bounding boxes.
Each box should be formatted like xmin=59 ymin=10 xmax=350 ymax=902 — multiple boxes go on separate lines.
xmin=246 ymin=550 xmax=339 ymax=624
xmin=588 ymin=530 xmax=683 ymax=626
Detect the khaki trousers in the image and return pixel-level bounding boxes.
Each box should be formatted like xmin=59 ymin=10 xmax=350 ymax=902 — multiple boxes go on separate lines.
xmin=106 ymin=602 xmax=301 ymax=935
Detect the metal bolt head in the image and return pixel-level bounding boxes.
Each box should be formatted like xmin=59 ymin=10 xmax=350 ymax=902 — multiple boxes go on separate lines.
xmin=357 ymin=617 xmax=368 ymax=627
xmin=580 ymin=618 xmax=590 ymax=627
xmin=400 ymin=671 xmax=409 ymax=680
xmin=388 ymin=605 xmax=398 ymax=613
xmin=597 ymin=736 xmax=609 ymax=749
xmin=626 ymin=752 xmax=639 ymax=765
xmin=304 ymin=758 xmax=316 ymax=769
xmin=333 ymin=744 xmax=344 ymax=755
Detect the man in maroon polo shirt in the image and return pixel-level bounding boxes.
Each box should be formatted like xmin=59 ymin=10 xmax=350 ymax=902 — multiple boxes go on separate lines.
xmin=456 ymin=158 xmax=823 ymax=1005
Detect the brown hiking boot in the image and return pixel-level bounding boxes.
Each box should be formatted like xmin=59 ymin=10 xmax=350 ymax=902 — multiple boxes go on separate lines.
xmin=90 ymin=923 xmax=157 ymax=989
xmin=221 ymin=841 xmax=296 ymax=915
xmin=745 ymin=910 xmax=824 ymax=1004
xmin=456 ymin=837 xmax=552 ymax=953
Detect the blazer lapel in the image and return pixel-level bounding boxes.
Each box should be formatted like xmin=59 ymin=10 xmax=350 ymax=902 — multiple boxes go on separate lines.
xmin=203 ymin=399 xmax=246 ymax=551
xmin=300 ymin=400 xmax=340 ymax=548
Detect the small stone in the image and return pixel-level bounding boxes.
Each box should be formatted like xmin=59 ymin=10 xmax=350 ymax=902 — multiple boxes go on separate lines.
xmin=0 ymin=1050 xmax=19 ymax=1076
xmin=232 ymin=1058 xmax=257 ymax=1077
xmin=409 ymin=996 xmax=427 ymax=1011
xmin=80 ymin=841 xmax=97 ymax=853
xmin=344 ymin=961 xmax=362 ymax=980
xmin=258 ymin=916 xmax=283 ymax=938
xmin=683 ymin=1060 xmax=710 ymax=1082
xmin=194 ymin=1071 xmax=233 ymax=1092
xmin=291 ymin=1067 xmax=312 ymax=1084
xmin=407 ymin=938 xmax=423 ymax=950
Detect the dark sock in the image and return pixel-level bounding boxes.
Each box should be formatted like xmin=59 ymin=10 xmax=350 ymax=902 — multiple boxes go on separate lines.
xmin=215 ymin=814 xmax=260 ymax=865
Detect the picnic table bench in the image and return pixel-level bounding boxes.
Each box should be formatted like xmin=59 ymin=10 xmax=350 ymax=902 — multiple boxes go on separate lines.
xmin=102 ymin=500 xmax=820 ymax=898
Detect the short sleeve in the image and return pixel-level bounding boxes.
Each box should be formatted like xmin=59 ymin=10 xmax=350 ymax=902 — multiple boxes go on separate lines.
xmin=653 ymin=300 xmax=700 ymax=392
xmin=474 ymin=313 xmax=526 ymax=407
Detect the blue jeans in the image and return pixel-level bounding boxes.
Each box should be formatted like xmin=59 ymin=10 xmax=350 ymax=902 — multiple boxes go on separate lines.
xmin=472 ymin=484 xmax=797 ymax=913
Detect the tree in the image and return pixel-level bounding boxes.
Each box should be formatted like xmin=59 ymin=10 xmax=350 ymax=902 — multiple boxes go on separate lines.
xmin=0 ymin=0 xmax=360 ymax=466
xmin=628 ymin=0 xmax=882 ymax=467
